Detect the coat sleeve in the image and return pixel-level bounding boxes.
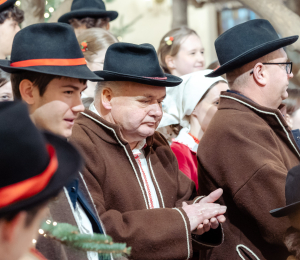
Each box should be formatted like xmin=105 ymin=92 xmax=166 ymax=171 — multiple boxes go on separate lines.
xmin=198 ymin=112 xmax=296 ymax=246
xmin=71 ymin=124 xmax=193 ymax=260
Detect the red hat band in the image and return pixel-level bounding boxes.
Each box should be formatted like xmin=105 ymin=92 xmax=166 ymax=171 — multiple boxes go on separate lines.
xmin=0 ymin=145 xmax=58 ymax=209
xmin=10 ymin=58 xmax=87 ymax=68
xmin=0 ymin=0 xmax=8 ymax=4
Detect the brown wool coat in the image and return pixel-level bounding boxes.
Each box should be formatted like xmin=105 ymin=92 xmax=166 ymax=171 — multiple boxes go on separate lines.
xmin=36 ymin=174 xmax=106 ymax=260
xmin=197 ymin=91 xmax=300 ymax=260
xmin=70 ymin=109 xmax=223 ymax=260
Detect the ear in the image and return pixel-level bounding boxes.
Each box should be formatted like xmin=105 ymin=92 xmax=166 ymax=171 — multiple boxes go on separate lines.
xmin=105 ymin=22 xmax=110 ymax=31
xmin=165 ymin=55 xmax=176 ymax=70
xmin=101 ymin=88 xmax=113 ymax=110
xmin=0 ymin=212 xmax=26 ymax=243
xmin=19 ymin=79 xmax=37 ymax=105
xmin=252 ymin=62 xmax=267 ymax=87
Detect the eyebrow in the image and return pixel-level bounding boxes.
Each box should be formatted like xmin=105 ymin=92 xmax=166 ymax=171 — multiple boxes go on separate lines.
xmin=140 ymin=94 xmax=166 ymax=99
xmin=61 ymin=85 xmax=87 ymax=91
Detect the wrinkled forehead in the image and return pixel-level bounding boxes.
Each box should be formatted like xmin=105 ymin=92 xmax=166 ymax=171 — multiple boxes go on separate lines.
xmin=117 ymin=81 xmax=166 ymax=98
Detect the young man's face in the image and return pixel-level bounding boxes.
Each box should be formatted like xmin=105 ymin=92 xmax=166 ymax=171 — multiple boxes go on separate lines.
xmin=0 ymin=18 xmax=20 ymax=58
xmin=30 ymin=77 xmax=86 ymax=138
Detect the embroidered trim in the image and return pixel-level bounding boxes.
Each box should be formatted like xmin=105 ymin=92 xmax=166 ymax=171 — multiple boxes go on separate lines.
xmin=188 ymin=133 xmax=200 ymax=144
xmin=193 ymin=196 xmax=205 ymax=204
xmin=236 ymin=244 xmax=260 ymax=260
xmin=220 ymin=95 xmax=300 ymax=158
xmin=173 ymin=208 xmax=191 ymax=259
xmin=81 ymin=112 xmax=149 ymax=209
xmin=135 ymin=155 xmax=154 ymax=209
xmin=149 ymin=158 xmax=165 ymax=208
xmin=143 ymin=76 xmax=167 ymax=80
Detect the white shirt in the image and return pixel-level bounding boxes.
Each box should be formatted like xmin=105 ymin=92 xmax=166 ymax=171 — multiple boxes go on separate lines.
xmin=74 ymin=203 xmax=98 ymax=260
xmin=89 ymin=102 xmax=160 ymax=209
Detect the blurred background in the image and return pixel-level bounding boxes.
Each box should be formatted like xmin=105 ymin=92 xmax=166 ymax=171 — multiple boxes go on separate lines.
xmin=16 ymin=0 xmax=300 ymax=88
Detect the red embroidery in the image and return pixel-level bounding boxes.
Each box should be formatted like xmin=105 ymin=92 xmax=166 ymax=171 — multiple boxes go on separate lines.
xmin=143 ymin=76 xmax=167 ymax=80
xmin=135 ymin=155 xmax=154 ymax=209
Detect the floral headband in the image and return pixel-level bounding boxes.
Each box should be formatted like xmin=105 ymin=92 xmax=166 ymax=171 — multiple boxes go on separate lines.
xmin=80 ymin=41 xmax=88 ymax=52
xmin=164 ymin=36 xmax=174 ymax=46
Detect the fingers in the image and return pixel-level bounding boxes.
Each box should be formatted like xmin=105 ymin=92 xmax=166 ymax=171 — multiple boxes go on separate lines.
xmin=200 ymin=188 xmax=223 ymax=204
xmin=210 ymin=217 xmax=219 ymax=229
xmin=217 ymin=215 xmax=226 ymax=223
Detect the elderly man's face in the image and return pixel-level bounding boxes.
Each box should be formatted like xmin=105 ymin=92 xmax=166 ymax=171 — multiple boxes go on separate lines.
xmin=110 ymin=82 xmax=166 ymax=143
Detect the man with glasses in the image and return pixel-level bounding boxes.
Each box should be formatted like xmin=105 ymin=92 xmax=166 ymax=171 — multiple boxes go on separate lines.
xmin=197 ymin=19 xmax=300 ymax=260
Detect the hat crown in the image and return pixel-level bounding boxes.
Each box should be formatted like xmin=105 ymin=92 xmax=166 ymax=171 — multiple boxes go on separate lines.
xmin=71 ymin=0 xmax=106 ymax=11
xmin=216 ymin=19 xmax=280 ymax=66
xmin=0 ymin=102 xmax=50 ymax=188
xmin=103 ymin=43 xmax=165 ymax=78
xmin=10 ymin=23 xmax=84 ymax=63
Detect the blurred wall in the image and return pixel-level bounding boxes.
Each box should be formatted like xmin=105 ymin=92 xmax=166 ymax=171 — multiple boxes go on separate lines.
xmin=106 ymin=0 xmax=218 ymax=66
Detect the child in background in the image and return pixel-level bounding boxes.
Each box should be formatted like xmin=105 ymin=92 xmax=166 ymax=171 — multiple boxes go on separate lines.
xmin=158 ymin=70 xmax=228 ymax=189
xmin=0 ymin=0 xmax=24 ymax=59
xmin=77 ymin=28 xmax=117 ymax=98
xmin=0 ymin=69 xmax=12 ymax=101
xmin=157 ymin=26 xmax=205 ymax=77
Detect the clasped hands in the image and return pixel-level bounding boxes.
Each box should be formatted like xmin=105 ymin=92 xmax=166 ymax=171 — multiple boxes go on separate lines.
xmin=182 ymin=188 xmax=226 ymax=235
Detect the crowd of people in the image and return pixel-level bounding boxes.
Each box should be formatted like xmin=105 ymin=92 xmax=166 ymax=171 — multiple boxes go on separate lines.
xmin=1 ymin=0 xmax=300 ymax=260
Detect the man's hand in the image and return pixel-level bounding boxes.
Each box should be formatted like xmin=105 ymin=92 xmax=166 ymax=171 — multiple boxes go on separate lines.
xmin=182 ymin=188 xmax=227 ymax=234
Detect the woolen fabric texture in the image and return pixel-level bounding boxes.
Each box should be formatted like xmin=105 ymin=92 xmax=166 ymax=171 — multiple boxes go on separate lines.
xmin=0 ymin=0 xmax=17 ymax=12
xmin=197 ymin=91 xmax=300 ymax=260
xmin=0 ymin=23 xmax=102 ymax=81
xmin=207 ymin=19 xmax=299 ymax=77
xmin=36 ymin=174 xmax=112 ymax=260
xmin=58 ymin=0 xmax=118 ymax=24
xmin=70 ymin=109 xmax=223 ymax=260
xmin=271 ymin=164 xmax=300 ymax=217
xmin=93 ymin=42 xmax=182 ymax=87
xmin=0 ymin=101 xmax=82 ymax=217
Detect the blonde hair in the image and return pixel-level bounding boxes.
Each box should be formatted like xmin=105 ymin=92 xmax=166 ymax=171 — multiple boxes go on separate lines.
xmin=77 ymin=28 xmax=118 ymax=63
xmin=157 ymin=26 xmax=199 ymax=74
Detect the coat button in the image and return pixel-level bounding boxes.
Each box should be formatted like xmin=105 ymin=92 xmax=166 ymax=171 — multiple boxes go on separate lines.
xmin=297 ymin=136 xmax=300 ymax=140
xmin=71 ymin=187 xmax=76 ymax=192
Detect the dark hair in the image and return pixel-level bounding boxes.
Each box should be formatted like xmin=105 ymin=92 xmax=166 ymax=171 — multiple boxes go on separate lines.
xmin=11 ymin=71 xmax=87 ymax=100
xmin=0 ymin=69 xmax=10 ymax=88
xmin=1 ymin=201 xmax=48 ymax=228
xmin=0 ymin=5 xmax=24 ymax=24
xmin=69 ymin=17 xmax=110 ymax=30
xmin=157 ymin=26 xmax=199 ymax=74
xmin=283 ymin=89 xmax=300 ymax=116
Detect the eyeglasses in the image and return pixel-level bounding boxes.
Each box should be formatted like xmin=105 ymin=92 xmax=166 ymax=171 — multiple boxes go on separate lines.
xmin=250 ymin=62 xmax=293 ymax=74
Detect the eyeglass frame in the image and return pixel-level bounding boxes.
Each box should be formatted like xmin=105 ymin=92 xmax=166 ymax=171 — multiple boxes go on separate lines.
xmin=250 ymin=62 xmax=293 ymax=75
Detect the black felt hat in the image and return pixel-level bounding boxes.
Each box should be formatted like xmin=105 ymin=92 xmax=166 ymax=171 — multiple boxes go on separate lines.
xmin=93 ymin=42 xmax=183 ymax=87
xmin=58 ymin=0 xmax=118 ymax=24
xmin=0 ymin=0 xmax=17 ymax=12
xmin=0 ymin=22 xmax=103 ymax=81
xmin=206 ymin=19 xmax=299 ymax=78
xmin=0 ymin=101 xmax=83 ymax=216
xmin=270 ymin=164 xmax=300 ymax=218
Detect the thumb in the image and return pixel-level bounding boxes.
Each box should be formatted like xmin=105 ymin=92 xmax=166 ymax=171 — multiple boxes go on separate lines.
xmin=200 ymin=188 xmax=223 ymax=204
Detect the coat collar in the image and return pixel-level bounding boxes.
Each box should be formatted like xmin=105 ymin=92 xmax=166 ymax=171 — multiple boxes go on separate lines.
xmin=77 ymin=108 xmax=154 ymax=147
xmin=219 ymin=91 xmax=300 ymax=158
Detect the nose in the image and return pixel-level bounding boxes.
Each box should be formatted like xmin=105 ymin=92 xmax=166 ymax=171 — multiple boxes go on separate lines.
xmin=149 ymin=103 xmax=163 ymax=118
xmin=289 ymin=71 xmax=294 ymax=79
xmin=72 ymin=97 xmax=85 ymax=114
xmin=196 ymin=52 xmax=205 ymax=65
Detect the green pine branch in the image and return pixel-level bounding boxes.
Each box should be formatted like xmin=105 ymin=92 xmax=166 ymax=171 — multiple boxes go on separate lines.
xmin=41 ymin=222 xmax=131 ymax=257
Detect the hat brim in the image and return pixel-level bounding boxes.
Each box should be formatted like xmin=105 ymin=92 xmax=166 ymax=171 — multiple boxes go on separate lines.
xmin=92 ymin=70 xmax=183 ymax=87
xmin=206 ymin=35 xmax=299 ymax=78
xmin=0 ymin=132 xmax=83 ymax=216
xmin=0 ymin=0 xmax=17 ymax=12
xmin=270 ymin=201 xmax=300 ymax=218
xmin=0 ymin=60 xmax=103 ymax=81
xmin=58 ymin=9 xmax=118 ymax=23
